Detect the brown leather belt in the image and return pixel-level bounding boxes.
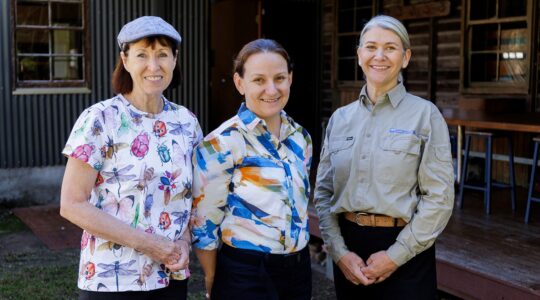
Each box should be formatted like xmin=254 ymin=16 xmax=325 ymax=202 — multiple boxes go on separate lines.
xmin=344 ymin=212 xmax=407 ymax=227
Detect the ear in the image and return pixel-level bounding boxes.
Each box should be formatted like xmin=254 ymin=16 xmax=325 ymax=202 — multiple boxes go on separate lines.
xmin=402 ymin=48 xmax=412 ymax=69
xmin=288 ymin=71 xmax=293 ymax=85
xmin=173 ymin=50 xmax=179 ymax=65
xmin=233 ymin=73 xmax=245 ymax=95
xmin=357 ymin=47 xmax=362 ymax=67
xmin=120 ymin=52 xmax=129 ymax=72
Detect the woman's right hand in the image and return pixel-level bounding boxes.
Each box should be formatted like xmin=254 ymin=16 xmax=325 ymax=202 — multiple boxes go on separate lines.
xmin=337 ymin=251 xmax=375 ymax=286
xmin=141 ymin=234 xmax=182 ymax=265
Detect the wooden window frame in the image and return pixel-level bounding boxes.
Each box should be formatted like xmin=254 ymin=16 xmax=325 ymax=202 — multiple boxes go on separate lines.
xmin=11 ymin=0 xmax=91 ymax=91
xmin=460 ymin=0 xmax=533 ymax=95
xmin=334 ymin=0 xmax=375 ymax=88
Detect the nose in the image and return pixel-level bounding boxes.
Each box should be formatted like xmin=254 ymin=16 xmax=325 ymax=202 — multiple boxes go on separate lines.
xmin=374 ymin=48 xmax=385 ymax=59
xmin=265 ymin=82 xmax=278 ymax=95
xmin=148 ymin=57 xmax=160 ymax=71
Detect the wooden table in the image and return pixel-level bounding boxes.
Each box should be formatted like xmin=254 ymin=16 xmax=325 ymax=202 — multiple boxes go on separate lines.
xmin=442 ymin=109 xmax=540 ymax=183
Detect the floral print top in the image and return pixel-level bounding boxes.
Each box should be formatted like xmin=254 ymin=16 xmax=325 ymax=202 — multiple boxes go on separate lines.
xmin=191 ymin=103 xmax=312 ymax=254
xmin=62 ymin=94 xmax=202 ymax=292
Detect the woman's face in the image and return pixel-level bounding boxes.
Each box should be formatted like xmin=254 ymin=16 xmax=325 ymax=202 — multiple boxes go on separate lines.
xmin=357 ymin=27 xmax=411 ymax=92
xmin=233 ymin=52 xmax=292 ymax=123
xmin=121 ymin=39 xmax=177 ymax=99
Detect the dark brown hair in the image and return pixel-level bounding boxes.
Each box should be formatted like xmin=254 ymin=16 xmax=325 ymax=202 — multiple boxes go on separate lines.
xmin=233 ymin=39 xmax=293 ymax=77
xmin=111 ymin=35 xmax=181 ymax=94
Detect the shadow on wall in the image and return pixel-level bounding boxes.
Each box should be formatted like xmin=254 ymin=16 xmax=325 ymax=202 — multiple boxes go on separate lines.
xmin=0 ymin=166 xmax=65 ymax=207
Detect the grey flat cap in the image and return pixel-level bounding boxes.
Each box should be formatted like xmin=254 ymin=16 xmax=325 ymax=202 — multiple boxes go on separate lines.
xmin=117 ymin=16 xmax=182 ymax=48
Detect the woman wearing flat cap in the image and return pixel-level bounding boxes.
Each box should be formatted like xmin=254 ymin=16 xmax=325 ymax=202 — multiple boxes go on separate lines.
xmin=314 ymin=15 xmax=454 ymax=299
xmin=60 ymin=16 xmax=202 ymax=299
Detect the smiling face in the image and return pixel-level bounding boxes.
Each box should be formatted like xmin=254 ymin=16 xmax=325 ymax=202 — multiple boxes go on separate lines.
xmin=121 ymin=38 xmax=177 ymax=100
xmin=357 ymin=26 xmax=411 ymax=94
xmin=233 ymin=52 xmax=292 ymax=125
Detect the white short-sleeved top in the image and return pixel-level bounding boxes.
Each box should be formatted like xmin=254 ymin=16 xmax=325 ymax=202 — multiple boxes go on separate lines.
xmin=63 ymin=94 xmax=202 ymax=292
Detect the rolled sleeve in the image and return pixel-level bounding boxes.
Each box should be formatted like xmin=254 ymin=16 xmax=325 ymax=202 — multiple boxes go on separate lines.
xmin=388 ymin=111 xmax=454 ymax=266
xmin=314 ymin=115 xmax=349 ymax=263
xmin=191 ymin=135 xmax=234 ymax=250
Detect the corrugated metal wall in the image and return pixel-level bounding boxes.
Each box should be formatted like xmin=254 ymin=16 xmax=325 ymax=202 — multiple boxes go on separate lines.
xmin=0 ymin=0 xmax=209 ymax=168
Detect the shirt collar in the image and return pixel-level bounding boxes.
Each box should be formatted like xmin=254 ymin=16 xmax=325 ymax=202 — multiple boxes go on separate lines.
xmin=236 ymin=102 xmax=296 ymax=139
xmin=358 ymin=82 xmax=407 ymax=109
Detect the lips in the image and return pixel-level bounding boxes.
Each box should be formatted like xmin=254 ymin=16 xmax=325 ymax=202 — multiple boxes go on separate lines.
xmin=260 ymin=98 xmax=280 ymax=103
xmin=145 ymin=75 xmax=163 ymax=81
xmin=370 ymin=65 xmax=390 ymax=70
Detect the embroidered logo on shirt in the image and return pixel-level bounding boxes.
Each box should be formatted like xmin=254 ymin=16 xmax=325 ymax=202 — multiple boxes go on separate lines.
xmin=389 ymin=128 xmax=416 ymax=135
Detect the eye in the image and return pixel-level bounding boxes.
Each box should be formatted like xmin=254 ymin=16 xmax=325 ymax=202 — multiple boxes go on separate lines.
xmin=137 ymin=53 xmax=146 ymax=58
xmin=385 ymin=46 xmax=397 ymax=52
xmin=365 ymin=45 xmax=377 ymax=51
xmin=275 ymin=76 xmax=286 ymax=82
xmin=159 ymin=52 xmax=169 ymax=58
xmin=253 ymin=78 xmax=263 ymax=84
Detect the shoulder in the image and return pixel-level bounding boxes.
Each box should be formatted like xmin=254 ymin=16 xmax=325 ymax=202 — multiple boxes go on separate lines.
xmin=165 ymin=101 xmax=200 ymax=123
xmin=403 ymin=93 xmax=443 ymax=118
xmin=284 ymin=113 xmax=312 ymax=143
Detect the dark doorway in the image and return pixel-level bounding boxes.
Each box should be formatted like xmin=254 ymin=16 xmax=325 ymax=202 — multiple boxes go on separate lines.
xmin=209 ymin=0 xmax=322 ymax=156
xmin=209 ymin=0 xmax=261 ymax=130
xmin=261 ymin=0 xmax=322 ymax=153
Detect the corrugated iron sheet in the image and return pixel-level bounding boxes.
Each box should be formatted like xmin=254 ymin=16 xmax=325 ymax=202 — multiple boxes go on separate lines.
xmin=0 ymin=0 xmax=209 ymax=168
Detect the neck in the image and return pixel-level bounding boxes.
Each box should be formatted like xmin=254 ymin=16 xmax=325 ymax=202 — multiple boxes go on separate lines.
xmin=264 ymin=114 xmax=282 ymax=139
xmin=123 ymin=92 xmax=163 ymax=114
xmin=366 ymin=81 xmax=398 ymax=104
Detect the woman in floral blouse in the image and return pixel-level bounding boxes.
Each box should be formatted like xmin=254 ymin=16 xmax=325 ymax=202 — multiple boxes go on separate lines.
xmin=191 ymin=39 xmax=313 ymax=300
xmin=60 ymin=16 xmax=202 ymax=299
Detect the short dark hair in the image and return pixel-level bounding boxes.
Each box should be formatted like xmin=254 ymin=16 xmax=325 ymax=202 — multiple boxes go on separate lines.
xmin=233 ymin=39 xmax=293 ymax=77
xmin=111 ymin=35 xmax=181 ymax=94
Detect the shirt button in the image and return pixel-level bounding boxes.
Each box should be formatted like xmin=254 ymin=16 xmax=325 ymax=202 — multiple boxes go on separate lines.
xmin=361 ymin=155 xmax=367 ymax=159
xmin=366 ymin=133 xmax=371 ymax=138
xmin=359 ymin=178 xmax=365 ymax=183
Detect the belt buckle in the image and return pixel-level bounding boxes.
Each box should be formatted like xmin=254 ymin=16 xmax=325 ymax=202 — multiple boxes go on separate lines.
xmin=354 ymin=212 xmax=368 ymax=226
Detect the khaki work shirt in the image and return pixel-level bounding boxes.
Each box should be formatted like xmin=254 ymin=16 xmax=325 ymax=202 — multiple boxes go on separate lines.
xmin=314 ymin=82 xmax=454 ymax=266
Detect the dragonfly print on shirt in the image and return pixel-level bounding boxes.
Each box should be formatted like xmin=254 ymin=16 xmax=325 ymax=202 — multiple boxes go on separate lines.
xmin=97 ymin=260 xmax=138 ymax=291
xmin=101 ymin=165 xmax=136 ymax=197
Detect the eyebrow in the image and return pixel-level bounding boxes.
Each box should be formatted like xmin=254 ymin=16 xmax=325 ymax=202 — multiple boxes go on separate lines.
xmin=364 ymin=41 xmax=400 ymax=46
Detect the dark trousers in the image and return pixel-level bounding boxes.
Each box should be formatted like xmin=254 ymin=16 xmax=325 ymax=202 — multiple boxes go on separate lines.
xmin=212 ymin=243 xmax=312 ymax=300
xmin=79 ymin=278 xmax=187 ymax=300
xmin=333 ymin=215 xmax=437 ymax=300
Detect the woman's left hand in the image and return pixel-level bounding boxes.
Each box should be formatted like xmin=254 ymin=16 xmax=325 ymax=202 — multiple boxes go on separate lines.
xmin=360 ymin=251 xmax=398 ymax=283
xmin=165 ymin=239 xmax=190 ymax=272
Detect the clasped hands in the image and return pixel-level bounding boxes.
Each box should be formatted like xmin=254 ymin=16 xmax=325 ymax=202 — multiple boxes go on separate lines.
xmin=337 ymin=250 xmax=397 ymax=286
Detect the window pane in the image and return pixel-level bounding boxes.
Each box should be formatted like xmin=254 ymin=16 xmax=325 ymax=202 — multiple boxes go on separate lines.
xmin=471 ymin=24 xmax=498 ymax=51
xmin=53 ymin=56 xmax=83 ymax=80
xmin=53 ymin=30 xmax=82 ymax=54
xmin=17 ymin=2 xmax=48 ymax=26
xmin=338 ymin=10 xmax=354 ymax=32
xmin=470 ymin=0 xmax=495 ymax=20
xmin=500 ymin=22 xmax=527 ymax=51
xmin=499 ymin=53 xmax=527 ymax=82
xmin=338 ymin=58 xmax=356 ymax=81
xmin=52 ymin=2 xmax=82 ymax=26
xmin=355 ymin=7 xmax=372 ymax=31
xmin=499 ymin=0 xmax=526 ymax=18
xmin=470 ymin=53 xmax=497 ymax=82
xmin=18 ymin=57 xmax=49 ymax=81
xmin=16 ymin=29 xmax=50 ymax=54
xmin=339 ymin=36 xmax=357 ymax=57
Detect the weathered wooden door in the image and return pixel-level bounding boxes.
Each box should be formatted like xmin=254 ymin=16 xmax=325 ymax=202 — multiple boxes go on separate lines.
xmin=209 ymin=0 xmax=261 ymax=130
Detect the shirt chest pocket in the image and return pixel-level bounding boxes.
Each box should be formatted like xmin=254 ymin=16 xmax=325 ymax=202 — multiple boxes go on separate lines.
xmin=375 ymin=134 xmax=421 ymax=186
xmin=328 ymin=136 xmax=355 ymax=182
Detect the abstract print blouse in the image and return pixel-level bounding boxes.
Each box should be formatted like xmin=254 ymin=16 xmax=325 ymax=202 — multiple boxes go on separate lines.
xmin=192 ymin=103 xmax=312 ymax=254
xmin=63 ymin=94 xmax=202 ymax=292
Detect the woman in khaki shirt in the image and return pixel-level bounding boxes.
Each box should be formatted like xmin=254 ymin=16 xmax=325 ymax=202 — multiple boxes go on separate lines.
xmin=314 ymin=15 xmax=454 ymax=300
